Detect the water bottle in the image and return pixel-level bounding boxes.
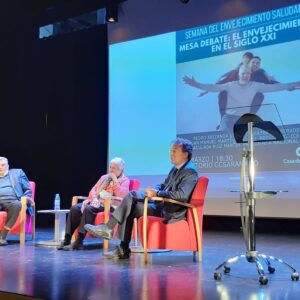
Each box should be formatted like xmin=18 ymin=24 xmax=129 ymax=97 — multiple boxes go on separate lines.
xmin=54 ymin=194 xmax=61 ymax=210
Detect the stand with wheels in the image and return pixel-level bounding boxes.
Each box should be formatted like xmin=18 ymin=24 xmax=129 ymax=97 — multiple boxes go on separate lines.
xmin=214 ymin=113 xmax=299 ymax=285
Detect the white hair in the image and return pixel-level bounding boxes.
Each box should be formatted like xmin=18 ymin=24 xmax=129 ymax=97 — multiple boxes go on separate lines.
xmin=110 ymin=157 xmax=125 ymax=171
xmin=0 ymin=157 xmax=8 ymax=164
xmin=239 ymin=64 xmax=251 ymax=73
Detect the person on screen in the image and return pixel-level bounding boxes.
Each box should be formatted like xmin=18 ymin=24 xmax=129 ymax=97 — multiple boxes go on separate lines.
xmin=250 ymin=56 xmax=278 ymax=84
xmin=0 ymin=156 xmax=33 ymax=246
xmin=199 ymin=52 xmax=254 ymax=129
xmin=248 ymin=56 xmax=280 ymax=115
xmin=217 ymin=51 xmax=254 ymax=84
xmin=183 ymin=64 xmax=300 ymax=132
xmin=199 ymin=52 xmax=253 ymax=97
xmin=199 ymin=53 xmax=280 ymax=129
xmin=57 ymin=157 xmax=130 ymax=251
xmin=84 ymin=138 xmax=198 ymax=260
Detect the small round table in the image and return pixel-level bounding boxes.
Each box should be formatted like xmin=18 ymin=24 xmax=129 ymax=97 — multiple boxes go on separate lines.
xmin=36 ymin=209 xmax=70 ymax=246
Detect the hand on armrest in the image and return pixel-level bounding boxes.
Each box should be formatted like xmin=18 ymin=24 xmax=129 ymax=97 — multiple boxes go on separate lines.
xmin=81 ymin=199 xmax=92 ymax=213
xmin=26 ymin=197 xmax=35 ymax=207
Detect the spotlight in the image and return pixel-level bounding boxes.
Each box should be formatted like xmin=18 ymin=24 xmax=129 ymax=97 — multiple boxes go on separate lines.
xmin=106 ymin=3 xmax=118 ymax=23
xmin=180 ymin=0 xmax=190 ymax=3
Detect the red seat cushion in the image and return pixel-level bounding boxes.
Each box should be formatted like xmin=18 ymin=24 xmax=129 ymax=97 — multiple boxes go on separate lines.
xmin=138 ymin=216 xmax=192 ymax=250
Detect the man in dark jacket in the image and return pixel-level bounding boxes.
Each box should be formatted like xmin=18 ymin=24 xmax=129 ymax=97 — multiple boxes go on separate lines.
xmin=85 ymin=138 xmax=199 ymax=259
xmin=0 ymin=156 xmax=32 ymax=245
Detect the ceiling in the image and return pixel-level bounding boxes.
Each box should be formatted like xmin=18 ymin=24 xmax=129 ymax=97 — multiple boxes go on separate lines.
xmin=1 ymin=0 xmax=126 ymax=26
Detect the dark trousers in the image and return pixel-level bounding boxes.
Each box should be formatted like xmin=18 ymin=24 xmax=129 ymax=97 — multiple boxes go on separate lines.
xmin=0 ymin=200 xmax=22 ymax=229
xmin=112 ymin=191 xmax=162 ymax=245
xmin=66 ymin=203 xmax=104 ymax=238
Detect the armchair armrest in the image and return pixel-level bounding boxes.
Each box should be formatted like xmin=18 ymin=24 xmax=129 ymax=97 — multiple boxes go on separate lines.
xmin=110 ymin=196 xmax=123 ymax=201
xmin=147 ymin=197 xmax=196 ymax=209
xmin=71 ymin=196 xmax=89 ymax=206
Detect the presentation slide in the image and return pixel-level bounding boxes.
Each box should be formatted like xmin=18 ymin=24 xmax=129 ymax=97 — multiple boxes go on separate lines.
xmin=109 ymin=4 xmax=300 ymax=218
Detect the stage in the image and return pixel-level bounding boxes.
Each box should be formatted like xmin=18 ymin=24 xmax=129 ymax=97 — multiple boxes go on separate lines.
xmin=0 ymin=229 xmax=299 ymax=299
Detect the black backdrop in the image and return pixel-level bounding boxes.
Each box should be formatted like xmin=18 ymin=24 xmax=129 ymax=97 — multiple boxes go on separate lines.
xmin=1 ymin=21 xmax=108 ymax=226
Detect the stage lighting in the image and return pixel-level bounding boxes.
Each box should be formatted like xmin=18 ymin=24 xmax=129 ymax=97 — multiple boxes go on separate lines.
xmin=180 ymin=0 xmax=190 ymax=3
xmin=106 ymin=3 xmax=118 ymax=23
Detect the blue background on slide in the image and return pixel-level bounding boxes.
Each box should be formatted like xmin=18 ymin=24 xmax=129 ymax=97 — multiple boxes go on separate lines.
xmin=109 ymin=33 xmax=176 ymax=175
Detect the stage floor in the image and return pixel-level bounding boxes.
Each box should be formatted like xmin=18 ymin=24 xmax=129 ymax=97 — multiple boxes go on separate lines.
xmin=0 ymin=229 xmax=299 ymax=299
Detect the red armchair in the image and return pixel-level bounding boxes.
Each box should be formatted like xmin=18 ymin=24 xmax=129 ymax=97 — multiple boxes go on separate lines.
xmin=0 ymin=181 xmax=36 ymax=245
xmin=72 ymin=179 xmax=140 ymax=250
xmin=138 ymin=176 xmax=209 ymax=263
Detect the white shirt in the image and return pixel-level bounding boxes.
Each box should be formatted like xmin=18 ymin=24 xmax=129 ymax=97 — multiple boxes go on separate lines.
xmin=200 ymin=81 xmax=293 ymax=115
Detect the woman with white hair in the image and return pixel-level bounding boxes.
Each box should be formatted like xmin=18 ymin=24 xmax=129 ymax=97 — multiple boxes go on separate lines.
xmin=58 ymin=157 xmax=129 ymax=251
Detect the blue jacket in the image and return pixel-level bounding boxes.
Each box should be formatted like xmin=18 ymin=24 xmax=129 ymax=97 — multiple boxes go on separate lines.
xmin=8 ymin=169 xmax=33 ymax=215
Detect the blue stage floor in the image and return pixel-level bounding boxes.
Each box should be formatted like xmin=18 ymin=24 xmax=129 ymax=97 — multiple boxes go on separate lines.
xmin=0 ymin=229 xmax=299 ymax=299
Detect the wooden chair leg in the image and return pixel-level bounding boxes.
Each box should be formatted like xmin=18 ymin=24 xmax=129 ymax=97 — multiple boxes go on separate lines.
xmin=103 ymin=197 xmax=111 ymax=252
xmin=20 ymin=197 xmax=27 ymax=245
xmin=143 ymin=198 xmax=149 ymax=263
xmin=32 ymin=214 xmax=36 ymax=240
xmin=103 ymin=240 xmax=108 ymax=251
xmin=192 ymin=208 xmax=202 ymax=262
xmin=31 ymin=206 xmax=36 ymax=240
xmin=133 ymin=218 xmax=138 ymax=246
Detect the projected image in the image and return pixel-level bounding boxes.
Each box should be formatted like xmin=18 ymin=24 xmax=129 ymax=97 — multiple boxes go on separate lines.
xmin=184 ymin=51 xmax=271 ymax=132
xmin=177 ymin=44 xmax=300 ymax=135
xmin=182 ymin=53 xmax=300 ymax=133
xmin=175 ymin=7 xmax=300 ymax=176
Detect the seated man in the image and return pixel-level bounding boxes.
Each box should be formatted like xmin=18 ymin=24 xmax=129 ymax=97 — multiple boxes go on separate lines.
xmin=58 ymin=157 xmax=130 ymax=251
xmin=0 ymin=156 xmax=33 ymax=246
xmin=85 ymin=138 xmax=199 ymax=259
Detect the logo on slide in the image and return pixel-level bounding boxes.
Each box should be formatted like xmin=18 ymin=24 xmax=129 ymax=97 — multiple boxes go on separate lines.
xmin=296 ymin=147 xmax=300 ymax=158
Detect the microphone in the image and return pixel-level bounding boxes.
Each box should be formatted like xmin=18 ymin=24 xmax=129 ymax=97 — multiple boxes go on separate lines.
xmin=105 ymin=177 xmax=112 ymax=184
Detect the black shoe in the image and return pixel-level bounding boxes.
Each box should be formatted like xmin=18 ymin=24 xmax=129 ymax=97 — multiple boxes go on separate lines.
xmin=0 ymin=239 xmax=8 ymax=246
xmin=63 ymin=242 xmax=84 ymax=251
xmin=57 ymin=241 xmax=70 ymax=250
xmin=84 ymin=224 xmax=113 ymax=240
xmin=104 ymin=246 xmax=131 ymax=260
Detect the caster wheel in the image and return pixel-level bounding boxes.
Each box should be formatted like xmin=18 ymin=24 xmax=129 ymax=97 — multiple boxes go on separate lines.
xmin=259 ymin=276 xmax=268 ymax=285
xmin=268 ymin=266 xmax=275 ymax=274
xmin=224 ymin=266 xmax=231 ymax=274
xmin=291 ymin=272 xmax=299 ymax=281
xmin=214 ymin=271 xmax=222 ymax=281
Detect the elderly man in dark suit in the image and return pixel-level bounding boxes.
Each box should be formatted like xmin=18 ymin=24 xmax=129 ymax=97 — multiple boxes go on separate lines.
xmin=0 ymin=156 xmax=32 ymax=246
xmin=85 ymin=138 xmax=199 ymax=259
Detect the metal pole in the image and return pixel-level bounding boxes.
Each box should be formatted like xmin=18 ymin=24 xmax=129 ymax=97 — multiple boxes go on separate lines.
xmin=247 ymin=122 xmax=256 ymax=252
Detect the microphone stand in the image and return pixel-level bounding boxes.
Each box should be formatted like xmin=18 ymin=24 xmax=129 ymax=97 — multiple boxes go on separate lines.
xmin=213 ymin=114 xmax=299 ymax=285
